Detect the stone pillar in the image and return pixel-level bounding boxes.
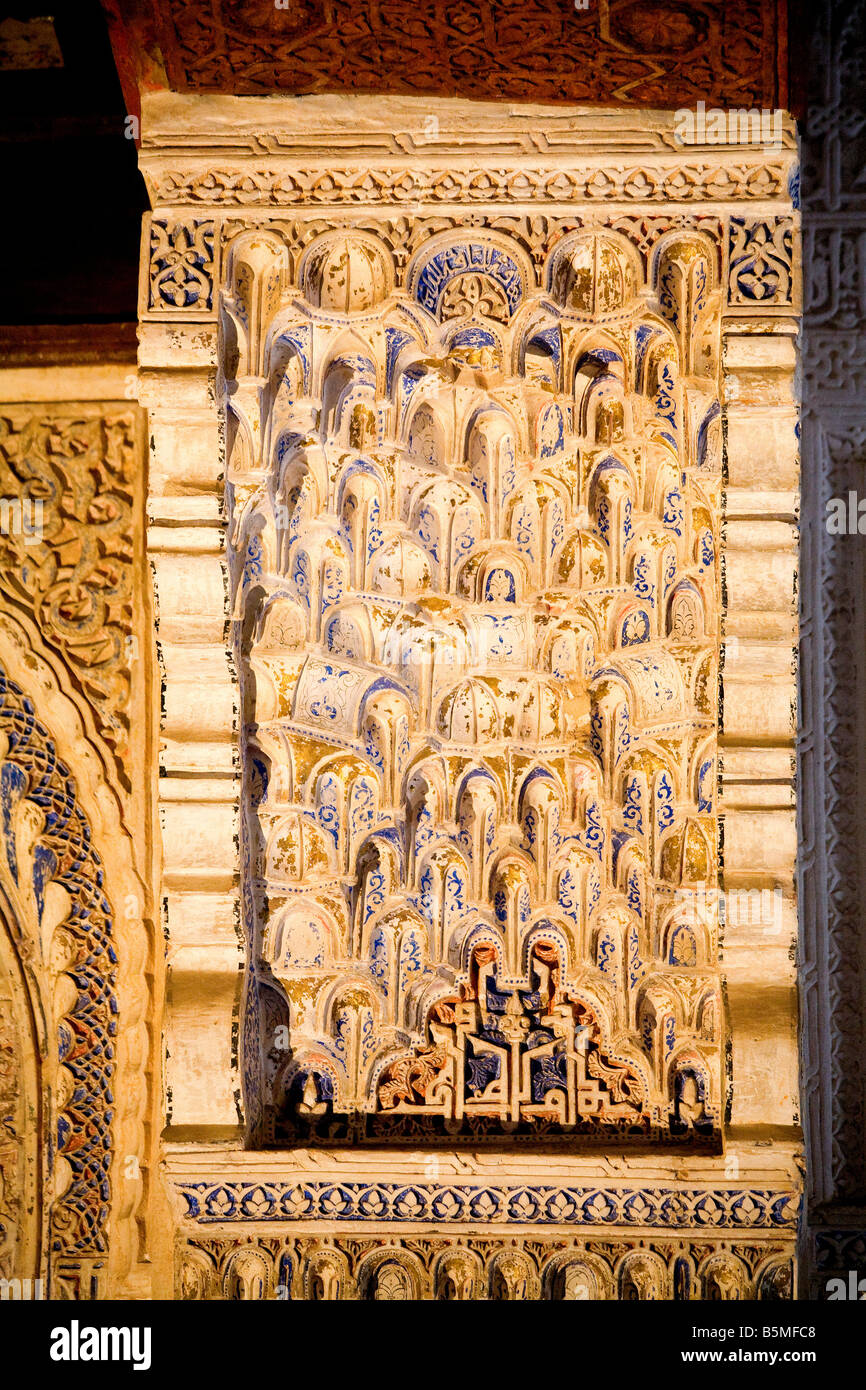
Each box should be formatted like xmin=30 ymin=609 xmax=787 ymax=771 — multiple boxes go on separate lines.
xmin=138 ymin=302 xmax=243 ymax=1140
xmin=137 ymin=93 xmax=802 ymax=1298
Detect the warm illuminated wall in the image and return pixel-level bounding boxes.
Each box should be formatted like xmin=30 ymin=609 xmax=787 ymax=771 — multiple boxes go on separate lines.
xmin=138 ymin=93 xmax=801 ymax=1298
xmin=0 ymin=360 xmax=157 ymax=1299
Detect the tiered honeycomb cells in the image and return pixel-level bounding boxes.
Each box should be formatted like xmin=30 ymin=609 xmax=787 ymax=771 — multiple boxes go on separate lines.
xmin=226 ymin=225 xmax=724 ymax=1145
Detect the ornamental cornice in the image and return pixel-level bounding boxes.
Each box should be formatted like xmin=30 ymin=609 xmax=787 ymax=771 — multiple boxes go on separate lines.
xmin=162 ymin=1145 xmax=804 ymax=1233
xmin=138 ymin=99 xmax=798 ymax=213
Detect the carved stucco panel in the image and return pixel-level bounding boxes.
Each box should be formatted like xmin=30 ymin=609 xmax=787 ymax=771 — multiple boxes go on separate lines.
xmin=0 ymin=381 xmax=156 ymax=1298
xmin=225 ymin=220 xmax=726 ymax=1148
xmin=141 ymin=102 xmax=800 ymax=1297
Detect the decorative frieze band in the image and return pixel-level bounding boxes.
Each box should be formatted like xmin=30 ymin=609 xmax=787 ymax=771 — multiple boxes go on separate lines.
xmin=176 ymin=1231 xmax=795 ymax=1300
xmin=145 ymin=160 xmax=795 ymax=212
xmin=141 ymin=209 xmax=798 ymax=322
xmin=173 ymin=1178 xmax=799 ymax=1231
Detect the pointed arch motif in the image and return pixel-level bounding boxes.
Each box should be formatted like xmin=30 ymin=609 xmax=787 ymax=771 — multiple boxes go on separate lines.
xmin=0 ymin=668 xmax=120 ymax=1293
xmin=223 ymin=217 xmax=725 ymax=1147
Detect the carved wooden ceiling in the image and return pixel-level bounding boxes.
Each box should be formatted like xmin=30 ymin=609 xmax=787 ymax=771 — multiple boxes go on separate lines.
xmin=110 ymin=0 xmax=789 ymax=108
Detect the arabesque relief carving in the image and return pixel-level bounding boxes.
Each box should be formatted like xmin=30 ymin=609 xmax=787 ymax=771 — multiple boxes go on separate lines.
xmin=147 ymin=0 xmax=786 ymax=108
xmin=0 ymin=410 xmax=138 ymax=774
xmin=0 ymin=669 xmax=117 ymax=1291
xmin=148 ymin=162 xmax=793 ymax=213
xmin=0 ymin=388 xmax=153 ymax=1298
xmin=798 ymin=0 xmax=866 ymax=1291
